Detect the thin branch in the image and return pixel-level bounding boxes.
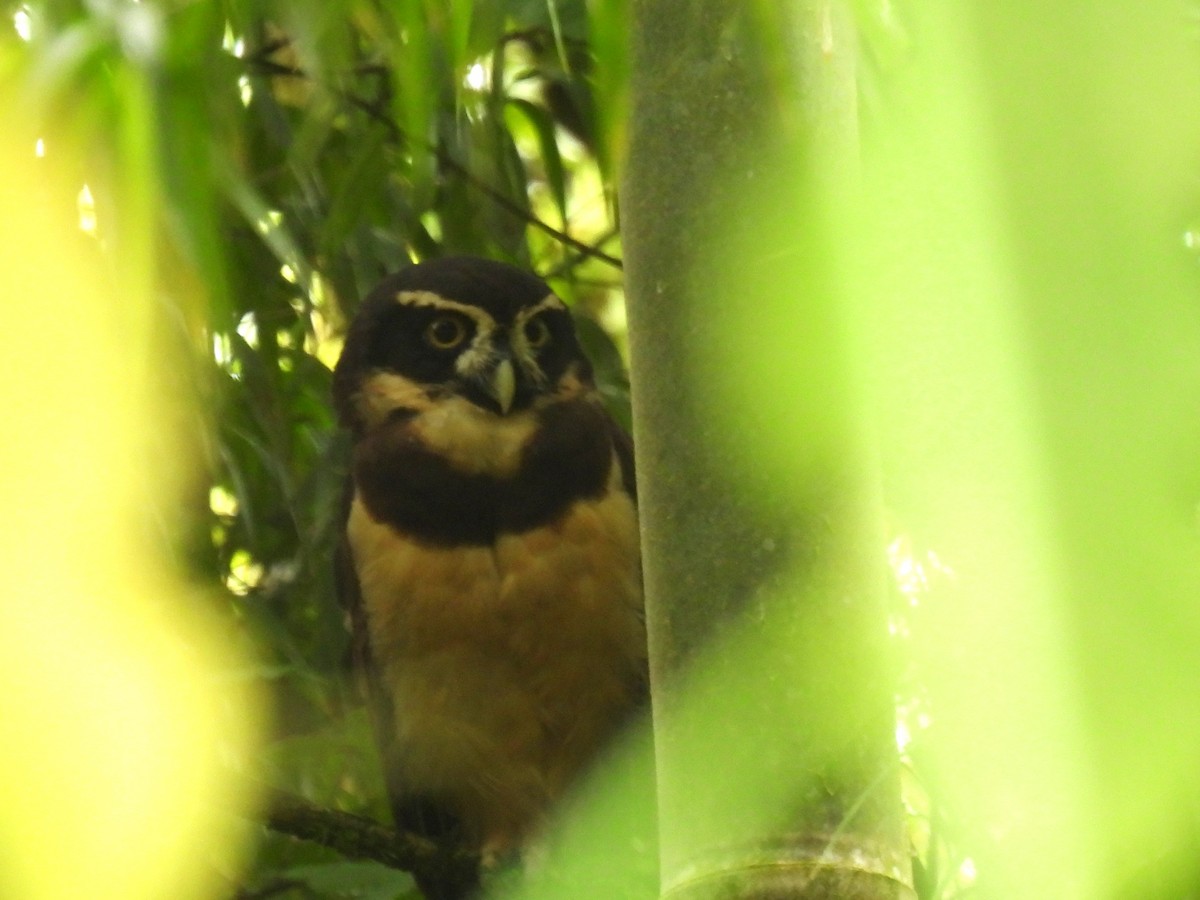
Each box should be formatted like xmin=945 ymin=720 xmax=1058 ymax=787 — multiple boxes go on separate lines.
xmin=242 ymin=42 xmax=623 ymax=271
xmin=244 ymin=781 xmax=479 ymax=890
xmin=247 ymin=58 xmax=304 ymax=79
xmin=342 ymin=93 xmax=624 ymax=271
xmin=431 ymin=138 xmax=624 ymax=271
xmin=246 ymin=37 xmax=293 ymax=63
xmin=545 ymin=227 xmax=622 ymax=279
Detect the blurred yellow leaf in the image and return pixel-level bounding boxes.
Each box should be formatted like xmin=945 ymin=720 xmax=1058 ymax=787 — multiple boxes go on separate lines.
xmin=0 ymin=129 xmax=262 ymax=899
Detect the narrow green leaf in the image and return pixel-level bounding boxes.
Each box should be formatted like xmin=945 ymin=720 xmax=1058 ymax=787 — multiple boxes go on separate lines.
xmin=319 ymin=127 xmax=389 ymax=261
xmin=545 ymin=0 xmax=572 ymax=74
xmin=157 ymin=82 xmax=236 ymax=323
xmin=217 ymin=158 xmax=312 ymax=289
xmin=285 ymin=861 xmax=416 ymax=899
xmin=505 ymin=97 xmax=567 ymax=228
xmin=584 ymin=0 xmax=628 ymax=185
xmin=389 ymin=2 xmax=436 ymax=155
xmin=448 ymin=0 xmax=473 ymax=77
xmin=25 ymin=18 xmax=109 ymax=106
xmin=573 ymin=314 xmax=631 ymax=430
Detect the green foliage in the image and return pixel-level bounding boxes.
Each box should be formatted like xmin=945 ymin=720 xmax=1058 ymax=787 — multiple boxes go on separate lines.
xmin=16 ymin=1 xmax=1198 ymax=899
xmin=0 ymin=0 xmax=935 ymax=896
xmin=3 ymin=1 xmax=627 ymax=895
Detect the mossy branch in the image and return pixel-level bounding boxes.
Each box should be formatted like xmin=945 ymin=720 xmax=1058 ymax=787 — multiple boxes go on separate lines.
xmin=243 ymin=782 xmax=479 ymax=895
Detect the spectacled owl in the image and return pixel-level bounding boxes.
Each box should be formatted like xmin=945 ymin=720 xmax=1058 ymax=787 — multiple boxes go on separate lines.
xmin=331 ymin=257 xmax=646 ymax=899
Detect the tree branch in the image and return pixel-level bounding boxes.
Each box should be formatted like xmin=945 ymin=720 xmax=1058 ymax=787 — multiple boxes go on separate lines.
xmin=244 ymin=781 xmax=479 ymax=890
xmin=243 ymin=41 xmax=623 ymax=272
xmin=430 ymin=140 xmax=625 ymax=272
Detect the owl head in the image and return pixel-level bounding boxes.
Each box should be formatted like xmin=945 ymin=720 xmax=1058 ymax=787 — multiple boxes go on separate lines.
xmin=333 ymin=257 xmax=594 ymax=435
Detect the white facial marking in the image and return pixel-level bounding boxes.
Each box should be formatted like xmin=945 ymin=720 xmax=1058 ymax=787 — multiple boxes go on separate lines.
xmin=511 ymin=293 xmax=565 ymax=387
xmin=392 ymin=289 xmax=571 ymax=401
xmin=411 ymin=395 xmax=538 ymax=477
xmin=455 ymin=333 xmax=498 ymax=380
xmin=395 ymin=290 xmax=497 ymax=328
xmin=356 ymin=370 xmax=434 ymax=428
xmin=395 ymin=289 xmax=498 ymax=379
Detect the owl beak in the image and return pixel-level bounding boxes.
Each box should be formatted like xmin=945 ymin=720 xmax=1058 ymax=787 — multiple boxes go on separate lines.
xmin=488 ymin=358 xmax=517 ymax=415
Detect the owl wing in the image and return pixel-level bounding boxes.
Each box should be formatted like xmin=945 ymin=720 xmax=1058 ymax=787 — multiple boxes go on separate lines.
xmin=334 ymin=476 xmax=392 ymax=742
xmin=602 ymin=413 xmax=652 ymax=716
xmin=334 ymin=476 xmax=480 ymax=899
xmin=607 ymin=414 xmax=637 ymax=503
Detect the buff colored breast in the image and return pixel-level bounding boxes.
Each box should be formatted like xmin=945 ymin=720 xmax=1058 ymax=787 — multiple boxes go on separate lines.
xmin=345 ymin=456 xmax=644 ymax=855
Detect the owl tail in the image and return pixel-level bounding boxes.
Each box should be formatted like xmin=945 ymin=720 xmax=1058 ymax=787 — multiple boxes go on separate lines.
xmin=393 ymin=795 xmax=481 ymax=900
xmin=413 ymin=866 xmax=480 ymax=900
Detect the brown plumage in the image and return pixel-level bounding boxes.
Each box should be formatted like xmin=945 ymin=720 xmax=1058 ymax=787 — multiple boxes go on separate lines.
xmin=332 ymin=257 xmax=645 ymax=899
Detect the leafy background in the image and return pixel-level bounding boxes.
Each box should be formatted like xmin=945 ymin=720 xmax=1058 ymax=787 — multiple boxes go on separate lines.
xmin=13 ymin=1 xmax=1196 ymax=899
xmin=2 ymin=2 xmax=637 ymax=897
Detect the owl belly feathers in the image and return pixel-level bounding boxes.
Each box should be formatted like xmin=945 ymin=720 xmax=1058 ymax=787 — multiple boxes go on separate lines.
xmin=345 ymin=399 xmax=643 ymax=854
xmin=331 ymin=257 xmax=645 ymax=891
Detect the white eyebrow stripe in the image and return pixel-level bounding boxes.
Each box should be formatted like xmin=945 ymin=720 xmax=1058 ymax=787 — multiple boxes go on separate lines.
xmin=509 ymin=293 xmax=564 ymax=389
xmin=514 ymin=293 xmax=566 ymax=323
xmin=395 ymin=290 xmax=497 ymax=331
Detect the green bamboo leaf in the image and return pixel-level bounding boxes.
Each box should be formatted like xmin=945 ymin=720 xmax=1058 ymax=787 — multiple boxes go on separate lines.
xmin=466 ymin=0 xmax=507 ymax=60
xmin=544 ymin=0 xmax=571 ymax=74
xmin=388 ymin=2 xmax=436 ymax=156
xmin=573 ymin=314 xmax=631 ymax=430
xmin=158 ymin=89 xmax=237 ymax=323
xmin=217 ymin=157 xmax=312 ymax=289
xmin=162 ymin=0 xmax=225 ymax=61
xmin=25 ymin=18 xmax=109 ymax=109
xmin=217 ymin=437 xmax=260 ymax=543
xmin=319 ymin=127 xmax=389 ymax=261
xmin=284 ymin=862 xmax=416 ymax=899
xmin=447 ymin=0 xmax=473 ymax=78
xmin=505 ymin=97 xmax=567 ymax=228
xmin=583 ymin=0 xmax=628 ymax=185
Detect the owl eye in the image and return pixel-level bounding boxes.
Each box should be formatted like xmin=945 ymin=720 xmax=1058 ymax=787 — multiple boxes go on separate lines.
xmin=424 ymin=315 xmax=468 ymax=350
xmin=523 ymin=317 xmax=551 ymax=350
